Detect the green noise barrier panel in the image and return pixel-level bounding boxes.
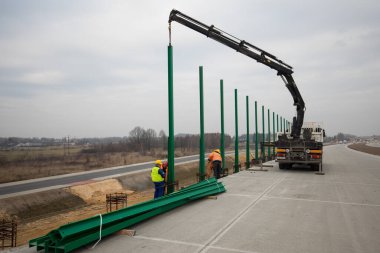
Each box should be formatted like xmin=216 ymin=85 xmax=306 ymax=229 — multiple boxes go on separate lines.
xmin=29 ymin=178 xmax=225 ymax=253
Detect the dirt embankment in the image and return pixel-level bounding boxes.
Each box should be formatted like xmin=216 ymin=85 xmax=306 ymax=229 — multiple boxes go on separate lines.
xmin=348 ymin=143 xmax=380 ymax=156
xmin=0 ymin=178 xmax=153 ymax=246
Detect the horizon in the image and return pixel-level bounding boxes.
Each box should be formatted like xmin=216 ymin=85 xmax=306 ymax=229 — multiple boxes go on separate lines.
xmin=1 ymin=131 xmax=377 ymax=140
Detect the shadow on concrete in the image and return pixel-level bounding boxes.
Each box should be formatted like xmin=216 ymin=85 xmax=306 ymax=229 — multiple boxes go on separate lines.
xmin=286 ymin=163 xmax=316 ymax=172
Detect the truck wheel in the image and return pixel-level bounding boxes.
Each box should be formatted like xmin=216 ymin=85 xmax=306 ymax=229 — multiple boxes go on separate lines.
xmin=311 ymin=164 xmax=319 ymax=171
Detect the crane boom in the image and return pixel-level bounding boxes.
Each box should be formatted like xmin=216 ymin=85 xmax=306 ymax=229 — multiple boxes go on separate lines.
xmin=169 ymin=9 xmax=305 ymax=139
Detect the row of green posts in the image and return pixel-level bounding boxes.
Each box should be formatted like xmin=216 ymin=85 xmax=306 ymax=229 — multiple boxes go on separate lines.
xmin=29 ymin=44 xmax=291 ymax=252
xmin=167 ymin=44 xmax=292 ymax=188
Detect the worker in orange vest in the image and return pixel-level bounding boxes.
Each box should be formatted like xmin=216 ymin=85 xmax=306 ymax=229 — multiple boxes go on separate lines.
xmin=208 ymin=149 xmax=222 ymax=179
xmin=161 ymin=161 xmax=169 ymax=195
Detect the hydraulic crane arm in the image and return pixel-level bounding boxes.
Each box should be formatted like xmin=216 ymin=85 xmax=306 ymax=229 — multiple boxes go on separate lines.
xmin=169 ymin=9 xmax=305 ymax=139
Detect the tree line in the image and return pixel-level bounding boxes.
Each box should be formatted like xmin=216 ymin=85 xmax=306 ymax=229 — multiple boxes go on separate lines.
xmin=88 ymin=126 xmax=232 ymax=154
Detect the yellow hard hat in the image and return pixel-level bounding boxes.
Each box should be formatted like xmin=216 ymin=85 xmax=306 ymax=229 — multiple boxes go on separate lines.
xmin=213 ymin=149 xmax=220 ymax=154
xmin=155 ymin=160 xmax=162 ymax=165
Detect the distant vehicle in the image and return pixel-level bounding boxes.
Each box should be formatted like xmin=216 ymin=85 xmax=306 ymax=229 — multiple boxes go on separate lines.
xmin=275 ymin=122 xmax=325 ymax=171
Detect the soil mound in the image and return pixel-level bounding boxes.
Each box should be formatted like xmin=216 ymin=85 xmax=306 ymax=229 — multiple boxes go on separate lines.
xmin=66 ymin=179 xmax=133 ymax=204
xmin=0 ymin=189 xmax=85 ymax=220
xmin=348 ymin=143 xmax=380 ymax=156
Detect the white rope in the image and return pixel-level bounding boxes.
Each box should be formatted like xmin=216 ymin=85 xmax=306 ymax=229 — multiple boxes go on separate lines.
xmin=92 ymin=214 xmax=103 ymax=249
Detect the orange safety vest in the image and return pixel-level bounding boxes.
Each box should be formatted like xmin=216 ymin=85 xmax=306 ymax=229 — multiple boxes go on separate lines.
xmin=208 ymin=151 xmax=222 ymax=162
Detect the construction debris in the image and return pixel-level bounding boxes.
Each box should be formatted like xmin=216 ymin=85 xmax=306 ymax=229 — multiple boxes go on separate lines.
xmin=106 ymin=193 xmax=128 ymax=212
xmin=116 ymin=229 xmax=136 ymax=236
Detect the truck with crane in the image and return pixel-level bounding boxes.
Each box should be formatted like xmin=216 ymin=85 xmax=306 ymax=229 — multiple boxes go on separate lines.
xmin=276 ymin=122 xmax=324 ymax=170
xmin=168 ymin=9 xmax=324 ymax=172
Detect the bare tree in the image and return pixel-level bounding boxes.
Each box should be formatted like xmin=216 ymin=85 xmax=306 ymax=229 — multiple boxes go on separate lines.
xmin=159 ymin=130 xmax=167 ymax=150
xmin=145 ymin=128 xmax=157 ymax=150
xmin=129 ymin=126 xmax=146 ymax=152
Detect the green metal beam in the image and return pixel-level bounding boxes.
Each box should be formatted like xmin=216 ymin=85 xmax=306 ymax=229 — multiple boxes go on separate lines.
xmin=262 ymin=105 xmax=265 ymax=160
xmin=30 ymin=179 xmax=226 ymax=253
xmin=277 ymin=114 xmax=279 ymax=134
xmin=273 ymin=111 xmax=275 ymax=156
xmin=255 ymin=101 xmax=258 ymax=162
xmin=220 ymin=80 xmax=225 ymax=171
xmin=199 ymin=66 xmax=205 ymax=181
xmin=234 ymin=89 xmax=239 ymax=173
xmin=246 ymin=96 xmax=250 ymax=168
xmin=167 ymin=45 xmax=175 ymax=194
xmin=267 ymin=108 xmax=271 ymax=158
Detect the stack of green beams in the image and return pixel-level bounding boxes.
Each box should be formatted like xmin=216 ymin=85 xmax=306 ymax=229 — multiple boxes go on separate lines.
xmin=29 ymin=178 xmax=225 ymax=253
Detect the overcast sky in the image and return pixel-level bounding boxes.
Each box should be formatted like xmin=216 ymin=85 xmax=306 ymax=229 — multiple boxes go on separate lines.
xmin=1 ymin=0 xmax=379 ymax=138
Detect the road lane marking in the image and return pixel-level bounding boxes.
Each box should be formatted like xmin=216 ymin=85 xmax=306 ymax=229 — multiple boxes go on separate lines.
xmin=265 ymin=195 xmax=380 ymax=207
xmin=133 ymin=235 xmax=260 ymax=253
xmin=133 ymin=235 xmax=203 ymax=247
xmin=197 ymin=175 xmax=287 ymax=253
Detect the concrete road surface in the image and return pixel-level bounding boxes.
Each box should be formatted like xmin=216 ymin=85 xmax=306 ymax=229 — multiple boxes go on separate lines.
xmin=16 ymin=145 xmax=380 ymax=252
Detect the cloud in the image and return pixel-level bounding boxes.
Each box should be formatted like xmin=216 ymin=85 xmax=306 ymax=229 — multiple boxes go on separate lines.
xmin=19 ymin=71 xmax=65 ymax=85
xmin=0 ymin=0 xmax=379 ymax=137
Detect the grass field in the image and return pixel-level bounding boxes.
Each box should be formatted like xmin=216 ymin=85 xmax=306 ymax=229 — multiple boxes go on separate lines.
xmin=0 ymin=145 xmax=168 ymax=183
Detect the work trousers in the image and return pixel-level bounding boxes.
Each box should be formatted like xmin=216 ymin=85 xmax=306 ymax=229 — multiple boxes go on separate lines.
xmin=153 ymin=181 xmax=165 ymax=199
xmin=212 ymin=160 xmax=222 ymax=179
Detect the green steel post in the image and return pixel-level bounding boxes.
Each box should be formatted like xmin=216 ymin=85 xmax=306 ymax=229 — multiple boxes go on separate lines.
xmin=199 ymin=66 xmax=205 ymax=181
xmin=273 ymin=111 xmax=275 ymax=155
xmin=267 ymin=108 xmax=271 ymax=158
xmin=280 ymin=116 xmax=283 ymax=132
xmin=277 ymin=114 xmax=279 ymax=133
xmin=255 ymin=101 xmax=258 ymax=162
xmin=234 ymin=89 xmax=239 ymax=173
xmin=167 ymin=45 xmax=175 ymax=194
xmin=220 ymin=80 xmax=225 ymax=172
xmin=246 ymin=96 xmax=250 ymax=168
xmin=262 ymin=105 xmax=265 ymax=160
xmin=283 ymin=118 xmax=286 ymax=132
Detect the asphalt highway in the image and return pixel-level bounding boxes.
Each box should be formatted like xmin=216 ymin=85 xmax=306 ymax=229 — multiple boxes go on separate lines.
xmin=0 ymin=152 xmax=233 ymax=198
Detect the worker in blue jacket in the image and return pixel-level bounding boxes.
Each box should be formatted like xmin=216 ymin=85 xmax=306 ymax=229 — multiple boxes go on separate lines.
xmin=151 ymin=160 xmax=166 ymax=199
